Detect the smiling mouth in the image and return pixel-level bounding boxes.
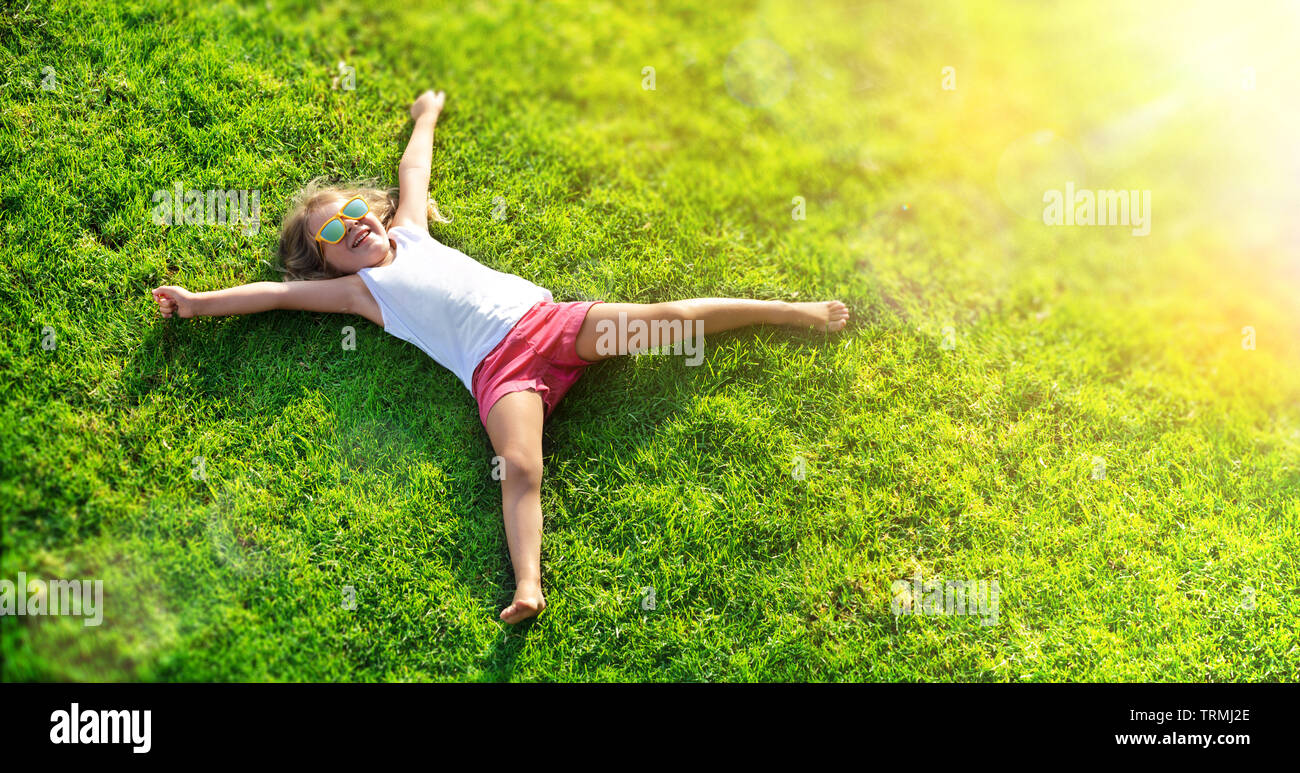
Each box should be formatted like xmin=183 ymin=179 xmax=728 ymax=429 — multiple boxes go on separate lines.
xmin=350 ymin=226 xmax=371 ymax=248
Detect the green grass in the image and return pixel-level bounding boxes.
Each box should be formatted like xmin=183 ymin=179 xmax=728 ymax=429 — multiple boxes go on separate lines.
xmin=2 ymin=0 xmax=1298 ymax=681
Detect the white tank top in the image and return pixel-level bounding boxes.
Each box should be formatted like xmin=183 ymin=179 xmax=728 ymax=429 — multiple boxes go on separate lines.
xmin=356 ymin=225 xmax=553 ymax=392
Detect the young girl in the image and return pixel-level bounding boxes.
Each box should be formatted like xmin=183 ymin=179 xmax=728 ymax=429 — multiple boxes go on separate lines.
xmin=152 ymin=90 xmax=850 ymax=624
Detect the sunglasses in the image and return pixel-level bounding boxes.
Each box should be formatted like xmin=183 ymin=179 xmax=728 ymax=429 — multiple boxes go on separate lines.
xmin=314 ymin=195 xmax=370 ymax=261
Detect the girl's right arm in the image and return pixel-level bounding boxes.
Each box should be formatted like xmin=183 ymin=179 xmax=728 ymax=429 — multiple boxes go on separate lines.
xmin=152 ymin=275 xmax=382 ymax=327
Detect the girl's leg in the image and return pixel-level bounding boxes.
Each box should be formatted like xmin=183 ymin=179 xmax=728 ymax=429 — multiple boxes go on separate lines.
xmin=574 ymin=298 xmax=849 ymax=363
xmin=483 ymin=389 xmax=548 ymax=623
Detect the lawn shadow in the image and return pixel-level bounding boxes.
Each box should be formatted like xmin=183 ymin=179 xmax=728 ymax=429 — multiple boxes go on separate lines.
xmin=124 ymin=305 xmax=852 ymax=680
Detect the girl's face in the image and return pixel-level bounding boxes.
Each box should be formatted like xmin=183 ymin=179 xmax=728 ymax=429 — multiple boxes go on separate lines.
xmin=308 ymin=195 xmax=394 ymax=275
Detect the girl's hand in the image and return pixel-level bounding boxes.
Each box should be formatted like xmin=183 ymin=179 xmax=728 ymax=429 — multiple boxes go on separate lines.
xmin=410 ymin=90 xmax=446 ymax=123
xmin=152 ymin=285 xmax=197 ymax=318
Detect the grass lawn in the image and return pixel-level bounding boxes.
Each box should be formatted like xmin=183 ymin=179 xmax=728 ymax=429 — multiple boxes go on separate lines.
xmin=2 ymin=0 xmax=1298 ymax=681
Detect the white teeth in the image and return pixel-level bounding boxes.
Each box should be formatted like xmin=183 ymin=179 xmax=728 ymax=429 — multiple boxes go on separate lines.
xmin=351 ymin=227 xmax=370 ymax=248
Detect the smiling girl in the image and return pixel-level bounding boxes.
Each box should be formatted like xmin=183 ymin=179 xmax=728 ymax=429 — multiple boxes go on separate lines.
xmin=152 ymin=89 xmax=850 ymax=623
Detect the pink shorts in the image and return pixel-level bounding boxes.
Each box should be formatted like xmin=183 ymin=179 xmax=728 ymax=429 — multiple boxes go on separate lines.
xmin=471 ymin=300 xmax=606 ymax=427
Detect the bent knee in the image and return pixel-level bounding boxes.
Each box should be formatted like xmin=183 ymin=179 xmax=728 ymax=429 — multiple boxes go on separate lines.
xmin=498 ymin=450 xmax=543 ymax=488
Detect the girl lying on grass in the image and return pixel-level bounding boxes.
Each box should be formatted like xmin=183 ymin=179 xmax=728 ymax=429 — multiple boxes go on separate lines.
xmin=151 ymin=89 xmax=850 ymax=624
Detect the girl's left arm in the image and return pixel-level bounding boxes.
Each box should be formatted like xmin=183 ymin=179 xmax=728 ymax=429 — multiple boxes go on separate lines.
xmin=392 ymin=90 xmax=446 ymax=230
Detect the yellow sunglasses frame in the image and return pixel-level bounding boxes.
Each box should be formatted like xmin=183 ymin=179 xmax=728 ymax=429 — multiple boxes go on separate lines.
xmin=314 ymin=195 xmax=370 ymax=263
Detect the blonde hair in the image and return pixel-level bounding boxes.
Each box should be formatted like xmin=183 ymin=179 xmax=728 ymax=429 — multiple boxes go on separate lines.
xmin=275 ymin=176 xmax=451 ymax=281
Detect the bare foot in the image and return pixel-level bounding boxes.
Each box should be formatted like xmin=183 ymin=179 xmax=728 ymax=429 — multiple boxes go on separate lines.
xmin=500 ymin=581 xmax=546 ymax=624
xmin=787 ymin=300 xmax=850 ymax=333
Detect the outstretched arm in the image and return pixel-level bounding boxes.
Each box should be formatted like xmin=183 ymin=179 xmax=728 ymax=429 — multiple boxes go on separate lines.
xmin=391 ymin=89 xmax=446 ymax=231
xmin=152 ymin=275 xmax=381 ymax=326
